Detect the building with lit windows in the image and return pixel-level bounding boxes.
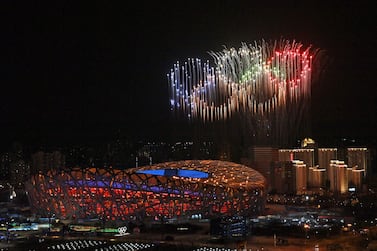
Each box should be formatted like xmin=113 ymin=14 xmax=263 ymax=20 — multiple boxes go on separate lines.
xmin=25 ymin=160 xmax=266 ymax=221
xmin=1 ymin=151 xmax=30 ymax=189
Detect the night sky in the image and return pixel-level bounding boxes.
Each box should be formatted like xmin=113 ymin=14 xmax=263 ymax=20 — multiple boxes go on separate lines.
xmin=1 ymin=2 xmax=376 ymax=151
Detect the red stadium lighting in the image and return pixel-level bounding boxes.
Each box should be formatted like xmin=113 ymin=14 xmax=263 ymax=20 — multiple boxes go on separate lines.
xmin=26 ymin=160 xmax=266 ymax=222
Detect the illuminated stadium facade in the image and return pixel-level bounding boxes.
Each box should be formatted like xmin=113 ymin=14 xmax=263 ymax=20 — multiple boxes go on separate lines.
xmin=26 ymin=160 xmax=266 ymax=221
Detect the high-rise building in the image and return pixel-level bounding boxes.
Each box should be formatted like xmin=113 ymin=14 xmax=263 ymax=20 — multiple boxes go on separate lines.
xmin=1 ymin=144 xmax=30 ymax=189
xmin=329 ymin=160 xmax=348 ymax=194
xmin=270 ymin=161 xmax=295 ymax=194
xmin=292 ymin=160 xmax=307 ymax=194
xmin=31 ymin=151 xmax=65 ymax=174
xmin=347 ymin=148 xmax=368 ymax=176
xmin=279 ymin=149 xmax=314 ymax=168
xmin=265 ymin=146 xmax=370 ymax=195
xmin=308 ymin=166 xmax=326 ymax=189
xmin=318 ymin=148 xmax=337 ymax=169
xmin=0 ymin=153 xmax=11 ymax=182
xmin=318 ymin=148 xmax=338 ymax=180
xmin=136 ymin=142 xmax=170 ymax=167
xmin=249 ymin=147 xmax=279 ymax=190
xmin=347 ymin=167 xmax=365 ymax=192
xmin=10 ymin=160 xmax=30 ymax=188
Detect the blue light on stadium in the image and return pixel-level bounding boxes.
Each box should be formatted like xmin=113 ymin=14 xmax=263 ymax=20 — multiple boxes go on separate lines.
xmin=136 ymin=169 xmax=209 ymax=178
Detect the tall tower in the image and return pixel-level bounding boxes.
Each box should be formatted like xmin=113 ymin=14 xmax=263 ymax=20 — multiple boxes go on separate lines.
xmin=329 ymin=160 xmax=348 ymax=194
xmin=292 ymin=160 xmax=307 ymax=194
xmin=347 ymin=148 xmax=368 ymax=177
xmin=347 ymin=167 xmax=365 ymax=191
xmin=318 ymin=148 xmax=337 ymax=180
xmin=308 ymin=166 xmax=325 ymax=189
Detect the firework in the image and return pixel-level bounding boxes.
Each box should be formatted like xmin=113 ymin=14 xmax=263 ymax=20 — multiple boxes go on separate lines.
xmin=168 ymin=40 xmax=316 ymax=146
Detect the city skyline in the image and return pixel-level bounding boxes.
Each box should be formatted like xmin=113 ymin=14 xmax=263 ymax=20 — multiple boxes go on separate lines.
xmin=0 ymin=2 xmax=376 ymax=151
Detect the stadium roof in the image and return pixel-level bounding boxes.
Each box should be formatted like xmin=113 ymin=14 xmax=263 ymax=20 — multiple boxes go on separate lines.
xmin=127 ymin=160 xmax=266 ymax=190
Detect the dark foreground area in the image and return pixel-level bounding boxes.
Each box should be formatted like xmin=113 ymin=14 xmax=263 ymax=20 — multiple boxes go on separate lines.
xmin=0 ymin=229 xmax=374 ymax=251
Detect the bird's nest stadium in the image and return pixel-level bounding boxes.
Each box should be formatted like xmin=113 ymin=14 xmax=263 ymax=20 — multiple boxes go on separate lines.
xmin=26 ymin=160 xmax=266 ymax=221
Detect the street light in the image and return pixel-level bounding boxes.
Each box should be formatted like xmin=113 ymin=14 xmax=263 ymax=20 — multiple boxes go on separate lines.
xmin=304 ymin=223 xmax=310 ymax=244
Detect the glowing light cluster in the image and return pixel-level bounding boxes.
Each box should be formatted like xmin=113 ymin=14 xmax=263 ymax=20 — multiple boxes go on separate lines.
xmin=26 ymin=160 xmax=265 ymax=221
xmin=168 ymin=40 xmax=316 ymax=145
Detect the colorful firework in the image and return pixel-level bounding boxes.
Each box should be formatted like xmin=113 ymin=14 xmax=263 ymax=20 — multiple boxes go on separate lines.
xmin=168 ymin=40 xmax=316 ymax=146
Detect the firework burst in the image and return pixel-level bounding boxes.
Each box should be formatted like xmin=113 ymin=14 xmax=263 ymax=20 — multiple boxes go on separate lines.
xmin=168 ymin=39 xmax=317 ymax=146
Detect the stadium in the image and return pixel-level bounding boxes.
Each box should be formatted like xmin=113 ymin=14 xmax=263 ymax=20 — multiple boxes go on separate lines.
xmin=26 ymin=160 xmax=266 ymax=221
